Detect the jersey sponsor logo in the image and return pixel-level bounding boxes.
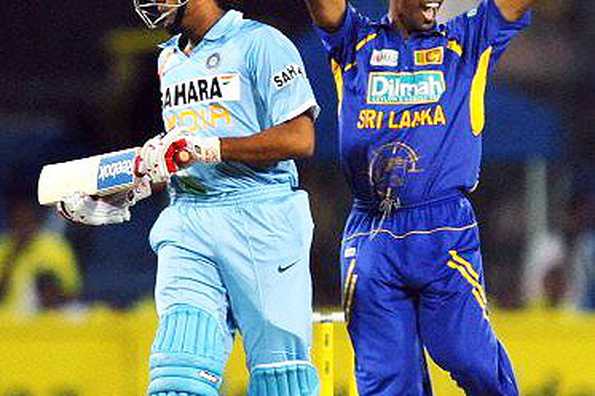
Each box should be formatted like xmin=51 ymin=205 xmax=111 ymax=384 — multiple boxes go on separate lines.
xmin=357 ymin=105 xmax=447 ymax=130
xmin=370 ymin=49 xmax=399 ymax=67
xmin=164 ymin=104 xmax=232 ymax=132
xmin=414 ymin=47 xmax=444 ymax=66
xmin=96 ymin=150 xmax=136 ymax=191
xmin=367 ymin=71 xmax=446 ymax=105
xmin=162 ymin=73 xmax=240 ymax=110
xmin=272 ymin=64 xmax=305 ymax=90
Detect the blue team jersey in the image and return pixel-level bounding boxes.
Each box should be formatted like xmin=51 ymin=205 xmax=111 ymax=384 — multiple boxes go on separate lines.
xmin=157 ymin=10 xmax=319 ymax=198
xmin=316 ymin=0 xmax=530 ymax=207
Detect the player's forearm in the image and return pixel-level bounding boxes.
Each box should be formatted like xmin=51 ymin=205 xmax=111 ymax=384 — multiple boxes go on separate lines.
xmin=494 ymin=0 xmax=533 ymax=22
xmin=220 ymin=114 xmax=315 ymax=163
xmin=304 ymin=0 xmax=347 ymax=32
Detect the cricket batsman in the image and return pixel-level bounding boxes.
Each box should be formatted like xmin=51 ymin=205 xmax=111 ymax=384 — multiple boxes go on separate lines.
xmin=304 ymin=0 xmax=534 ymax=394
xmin=58 ymin=0 xmax=321 ymax=394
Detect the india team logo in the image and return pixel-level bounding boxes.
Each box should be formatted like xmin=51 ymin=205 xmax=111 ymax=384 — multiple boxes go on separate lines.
xmin=367 ymin=71 xmax=446 ymax=105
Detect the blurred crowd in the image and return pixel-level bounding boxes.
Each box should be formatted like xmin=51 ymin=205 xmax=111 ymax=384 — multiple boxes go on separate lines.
xmin=0 ymin=0 xmax=594 ymax=317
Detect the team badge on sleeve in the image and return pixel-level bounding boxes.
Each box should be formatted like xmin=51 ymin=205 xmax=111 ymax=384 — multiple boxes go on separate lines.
xmin=272 ymin=64 xmax=305 ymax=90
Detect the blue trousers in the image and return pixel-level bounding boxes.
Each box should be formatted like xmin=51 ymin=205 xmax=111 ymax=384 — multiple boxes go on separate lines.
xmin=341 ymin=194 xmax=518 ymax=396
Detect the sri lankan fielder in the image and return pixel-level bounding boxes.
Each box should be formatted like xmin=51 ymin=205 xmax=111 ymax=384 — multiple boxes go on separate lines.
xmin=59 ymin=0 xmax=321 ymax=394
xmin=305 ymin=0 xmax=533 ymax=394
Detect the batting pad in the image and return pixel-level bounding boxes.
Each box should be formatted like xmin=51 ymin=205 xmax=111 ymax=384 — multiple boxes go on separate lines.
xmin=150 ymin=393 xmax=200 ymax=396
xmin=148 ymin=305 xmax=228 ymax=396
xmin=248 ymin=362 xmax=320 ymax=396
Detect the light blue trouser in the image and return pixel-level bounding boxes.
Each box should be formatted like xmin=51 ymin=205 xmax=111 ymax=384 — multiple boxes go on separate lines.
xmin=148 ymin=185 xmax=318 ymax=395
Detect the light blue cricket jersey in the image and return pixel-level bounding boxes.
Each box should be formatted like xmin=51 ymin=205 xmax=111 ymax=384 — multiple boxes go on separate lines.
xmin=157 ymin=10 xmax=319 ymax=199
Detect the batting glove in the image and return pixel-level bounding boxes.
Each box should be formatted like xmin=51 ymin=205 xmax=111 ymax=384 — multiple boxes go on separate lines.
xmin=57 ymin=175 xmax=152 ymax=226
xmin=136 ymin=130 xmax=221 ymax=184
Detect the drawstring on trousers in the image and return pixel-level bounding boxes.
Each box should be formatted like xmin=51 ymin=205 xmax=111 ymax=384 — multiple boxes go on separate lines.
xmin=370 ymin=188 xmax=401 ymax=239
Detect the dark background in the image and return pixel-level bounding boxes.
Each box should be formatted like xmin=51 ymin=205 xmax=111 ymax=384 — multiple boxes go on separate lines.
xmin=1 ymin=0 xmax=594 ymax=311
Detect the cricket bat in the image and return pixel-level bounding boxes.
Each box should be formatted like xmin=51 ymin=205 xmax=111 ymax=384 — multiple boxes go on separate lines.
xmin=37 ymin=148 xmax=192 ymax=206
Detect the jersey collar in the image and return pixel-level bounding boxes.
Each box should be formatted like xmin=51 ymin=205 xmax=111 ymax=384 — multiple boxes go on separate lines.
xmin=158 ymin=10 xmax=244 ymax=49
xmin=378 ymin=14 xmax=446 ymax=38
xmin=159 ymin=35 xmax=179 ymax=49
xmin=204 ymin=10 xmax=243 ymax=41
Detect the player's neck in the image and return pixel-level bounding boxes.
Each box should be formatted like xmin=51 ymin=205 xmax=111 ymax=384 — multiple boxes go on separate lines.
xmin=388 ymin=15 xmax=412 ymax=39
xmin=387 ymin=5 xmax=412 ymax=39
xmin=184 ymin=3 xmax=225 ymax=49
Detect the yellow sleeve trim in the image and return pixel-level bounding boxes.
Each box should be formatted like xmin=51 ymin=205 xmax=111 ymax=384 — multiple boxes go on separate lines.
xmin=331 ymin=58 xmax=344 ymax=115
xmin=446 ymin=40 xmax=463 ymax=57
xmin=355 ymin=33 xmax=378 ymax=52
xmin=331 ymin=32 xmax=375 ymax=111
xmin=470 ymin=46 xmax=493 ymax=136
xmin=344 ymin=62 xmax=356 ymax=72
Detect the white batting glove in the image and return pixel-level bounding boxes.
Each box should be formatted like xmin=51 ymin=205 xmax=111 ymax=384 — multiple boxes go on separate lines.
xmin=57 ymin=175 xmax=152 ymax=226
xmin=136 ymin=130 xmax=221 ymax=184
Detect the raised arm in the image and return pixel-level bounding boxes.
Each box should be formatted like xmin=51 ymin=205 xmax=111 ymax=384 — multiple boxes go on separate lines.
xmin=494 ymin=0 xmax=534 ymax=21
xmin=304 ymin=0 xmax=347 ymax=31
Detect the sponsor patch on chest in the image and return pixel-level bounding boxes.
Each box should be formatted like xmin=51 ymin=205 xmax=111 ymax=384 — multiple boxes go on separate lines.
xmin=367 ymin=71 xmax=446 ymax=105
xmin=162 ymin=73 xmax=240 ymax=110
xmin=370 ymin=49 xmax=399 ymax=67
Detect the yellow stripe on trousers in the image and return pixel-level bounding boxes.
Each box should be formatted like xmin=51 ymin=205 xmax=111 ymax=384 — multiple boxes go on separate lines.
xmin=446 ymin=258 xmax=488 ymax=319
xmin=343 ymin=259 xmax=358 ymax=324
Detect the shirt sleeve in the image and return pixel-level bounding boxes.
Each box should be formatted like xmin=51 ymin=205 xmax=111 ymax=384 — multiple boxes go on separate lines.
xmin=448 ymin=0 xmax=531 ymax=70
xmin=313 ymin=4 xmax=370 ymax=67
xmin=247 ymin=26 xmax=320 ymax=127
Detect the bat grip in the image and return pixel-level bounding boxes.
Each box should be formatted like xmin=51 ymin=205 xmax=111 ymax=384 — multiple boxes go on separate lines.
xmin=174 ymin=150 xmax=193 ymax=168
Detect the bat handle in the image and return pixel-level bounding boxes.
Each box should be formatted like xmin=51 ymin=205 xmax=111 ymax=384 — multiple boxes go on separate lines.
xmin=174 ymin=149 xmax=193 ymax=168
